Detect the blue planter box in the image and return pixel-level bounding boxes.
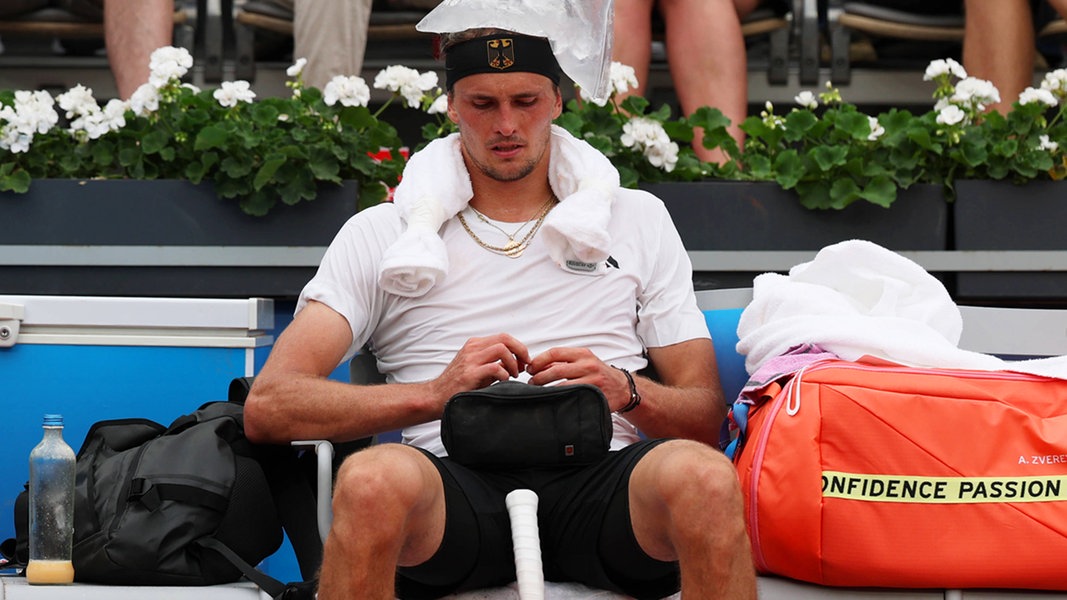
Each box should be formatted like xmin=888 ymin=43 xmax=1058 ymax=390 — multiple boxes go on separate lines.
xmin=953 ymin=179 xmax=1067 ymax=300
xmin=646 ymin=181 xmax=949 ymax=289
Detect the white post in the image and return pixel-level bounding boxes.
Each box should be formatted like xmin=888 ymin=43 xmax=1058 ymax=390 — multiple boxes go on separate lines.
xmin=505 ymin=489 xmax=544 ymax=600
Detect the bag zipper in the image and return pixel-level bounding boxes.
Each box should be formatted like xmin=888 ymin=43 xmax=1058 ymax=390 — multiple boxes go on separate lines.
xmin=745 ymin=366 xmax=806 ymax=572
xmin=743 ymin=359 xmax=1045 ymax=571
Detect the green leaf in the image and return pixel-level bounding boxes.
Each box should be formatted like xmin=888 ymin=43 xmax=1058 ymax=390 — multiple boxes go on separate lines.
xmin=835 ymin=110 xmax=872 ymax=140
xmin=619 ymin=95 xmax=650 ymax=116
xmin=358 ymin=180 xmax=388 ymax=211
xmin=828 ymin=177 xmax=861 ymax=209
xmin=221 ymin=155 xmax=253 ymax=178
xmin=195 ymin=125 xmax=230 ymax=151
xmin=782 ymin=110 xmax=818 ymax=142
xmin=772 ymin=150 xmax=803 ymax=189
xmin=0 ymin=168 xmax=31 ymax=193
xmin=795 ymin=180 xmax=832 ymax=210
xmin=810 ymin=145 xmax=849 ymax=172
xmin=253 ymin=155 xmax=287 ymax=190
xmin=858 ymin=175 xmax=897 ymax=208
xmin=141 ymin=130 xmax=170 ymax=154
xmin=239 ymin=188 xmax=276 ymax=217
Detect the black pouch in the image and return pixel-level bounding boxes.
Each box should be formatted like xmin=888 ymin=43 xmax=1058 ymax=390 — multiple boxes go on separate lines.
xmin=441 ymin=381 xmax=612 ymax=470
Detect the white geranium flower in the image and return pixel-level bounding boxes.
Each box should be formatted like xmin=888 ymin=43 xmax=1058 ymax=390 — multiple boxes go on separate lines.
xmin=148 ymin=46 xmax=193 ymax=88
xmin=101 ymin=98 xmax=128 ymax=132
xmin=620 ymin=117 xmax=661 ymax=148
xmin=794 ymin=91 xmax=818 ymax=110
xmin=56 ymin=85 xmax=96 ymax=118
xmin=620 ymin=116 xmax=678 ymax=172
xmin=951 ymin=77 xmax=1000 ymax=111
xmin=427 ymin=92 xmax=448 ymax=115
xmin=1040 ymin=69 xmax=1067 ymax=98
xmin=323 ymin=75 xmax=371 ymax=107
xmin=213 ymin=80 xmax=256 ymax=108
xmin=867 ymin=115 xmax=884 ymax=141
xmin=936 ymin=104 xmax=966 ymax=126
xmin=129 ymin=83 xmax=161 ymax=116
xmin=924 ymin=58 xmax=967 ymax=81
xmin=1039 ymin=134 xmax=1059 ymax=152
xmin=13 ymin=90 xmax=59 ymax=134
xmin=0 ymin=124 xmax=32 ymax=153
xmin=609 ymin=62 xmax=639 ymax=96
xmin=0 ymin=90 xmax=59 ymax=152
xmin=287 ymin=57 xmax=308 ymax=78
xmin=1018 ymin=86 xmax=1057 ymax=107
xmin=644 ymin=139 xmax=679 ymax=172
xmin=69 ymin=105 xmax=110 ymax=140
xmin=374 ymin=65 xmax=438 ymax=109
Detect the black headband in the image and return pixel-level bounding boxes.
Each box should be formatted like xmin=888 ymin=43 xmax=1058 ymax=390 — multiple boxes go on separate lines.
xmin=445 ymin=34 xmax=562 ymax=90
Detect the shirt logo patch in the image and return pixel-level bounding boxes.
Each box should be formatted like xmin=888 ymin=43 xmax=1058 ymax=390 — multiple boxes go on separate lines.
xmin=565 ymin=259 xmax=598 ymax=272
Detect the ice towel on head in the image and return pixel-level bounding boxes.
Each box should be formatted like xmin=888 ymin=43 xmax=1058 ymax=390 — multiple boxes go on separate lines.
xmin=378 ymin=125 xmax=620 ymax=297
xmin=736 ymin=239 xmax=1067 ymax=379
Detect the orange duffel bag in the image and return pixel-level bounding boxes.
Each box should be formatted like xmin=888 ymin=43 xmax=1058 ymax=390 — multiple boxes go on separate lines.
xmin=729 ymin=357 xmax=1067 ymax=590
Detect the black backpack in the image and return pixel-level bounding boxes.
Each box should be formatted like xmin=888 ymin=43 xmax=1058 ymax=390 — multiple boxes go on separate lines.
xmin=5 ymin=399 xmax=324 ymax=599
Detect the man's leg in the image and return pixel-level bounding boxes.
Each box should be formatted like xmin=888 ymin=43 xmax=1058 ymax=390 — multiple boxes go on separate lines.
xmin=318 ymin=444 xmax=447 ymax=600
xmin=660 ymin=0 xmax=760 ymax=164
xmin=104 ymin=0 xmax=174 ymax=99
xmin=627 ymin=439 xmax=757 ymax=598
xmin=612 ymin=0 xmax=657 ymax=98
xmin=293 ymin=0 xmax=372 ymax=89
xmin=963 ymin=0 xmax=1034 ymax=113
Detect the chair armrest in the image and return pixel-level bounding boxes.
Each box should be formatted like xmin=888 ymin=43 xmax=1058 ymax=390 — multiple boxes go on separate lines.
xmin=291 ymin=439 xmax=335 ymax=544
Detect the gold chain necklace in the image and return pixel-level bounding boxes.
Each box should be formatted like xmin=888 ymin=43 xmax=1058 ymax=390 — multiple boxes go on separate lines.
xmin=457 ymin=195 xmax=557 ymax=258
xmin=469 ymin=206 xmax=536 ymax=240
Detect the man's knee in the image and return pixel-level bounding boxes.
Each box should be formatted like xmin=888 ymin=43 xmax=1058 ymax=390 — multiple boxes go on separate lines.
xmin=332 ymin=443 xmax=438 ymax=516
xmin=640 ymin=440 xmax=743 ymax=508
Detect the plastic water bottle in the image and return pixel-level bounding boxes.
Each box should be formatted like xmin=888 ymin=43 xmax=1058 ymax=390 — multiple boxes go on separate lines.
xmin=26 ymin=414 xmax=76 ymax=585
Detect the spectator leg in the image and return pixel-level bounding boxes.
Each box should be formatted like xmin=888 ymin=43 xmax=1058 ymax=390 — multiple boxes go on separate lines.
xmin=104 ymin=0 xmax=174 ymax=98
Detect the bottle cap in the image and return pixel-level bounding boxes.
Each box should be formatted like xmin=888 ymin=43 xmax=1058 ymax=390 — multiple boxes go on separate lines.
xmin=43 ymin=414 xmax=63 ymax=427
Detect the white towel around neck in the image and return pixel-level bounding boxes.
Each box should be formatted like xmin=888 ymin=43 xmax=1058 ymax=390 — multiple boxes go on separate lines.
xmin=378 ymin=125 xmax=621 ymax=297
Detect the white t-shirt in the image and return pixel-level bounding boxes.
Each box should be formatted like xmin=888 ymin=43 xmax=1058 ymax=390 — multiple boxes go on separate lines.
xmin=298 ymin=186 xmax=709 ymax=455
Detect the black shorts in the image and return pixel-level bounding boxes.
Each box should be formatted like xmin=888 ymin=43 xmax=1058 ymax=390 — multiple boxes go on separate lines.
xmin=395 ymin=438 xmax=680 ymax=600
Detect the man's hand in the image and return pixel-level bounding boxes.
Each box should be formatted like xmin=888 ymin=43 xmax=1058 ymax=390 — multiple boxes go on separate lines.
xmin=524 ymin=347 xmax=633 ymax=412
xmin=432 ymin=334 xmax=532 ymax=403
xmin=525 ymin=340 xmax=723 ymax=444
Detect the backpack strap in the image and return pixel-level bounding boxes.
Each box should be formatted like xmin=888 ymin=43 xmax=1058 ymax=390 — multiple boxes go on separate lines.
xmin=197 ymin=537 xmax=288 ymax=599
xmin=130 ymin=479 xmax=229 ymax=512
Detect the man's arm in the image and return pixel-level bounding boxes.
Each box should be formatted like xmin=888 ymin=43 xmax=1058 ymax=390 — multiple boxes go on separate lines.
xmin=525 ymin=337 xmax=725 ymax=446
xmin=244 ymin=300 xmax=535 ymax=444
xmin=244 ymin=300 xmax=438 ymax=444
xmin=629 ymin=338 xmax=725 ymax=445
